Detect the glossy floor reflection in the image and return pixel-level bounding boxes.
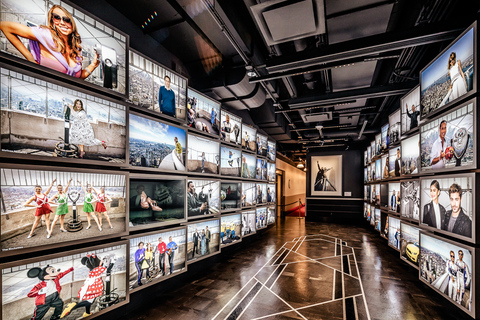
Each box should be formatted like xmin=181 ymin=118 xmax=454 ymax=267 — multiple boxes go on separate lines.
xmin=128 ymin=216 xmax=471 ymax=320
xmin=212 ymin=234 xmax=368 ymax=320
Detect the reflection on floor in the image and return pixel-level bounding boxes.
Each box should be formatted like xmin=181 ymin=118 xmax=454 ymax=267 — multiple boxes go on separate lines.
xmin=212 ymin=234 xmax=368 ymax=320
xmin=128 ymin=216 xmax=471 ymax=320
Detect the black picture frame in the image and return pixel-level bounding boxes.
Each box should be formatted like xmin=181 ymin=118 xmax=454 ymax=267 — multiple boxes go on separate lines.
xmin=128 ymin=111 xmax=187 ymax=174
xmin=186 ymin=178 xmax=221 ymax=220
xmin=419 ymin=98 xmax=476 ymax=175
xmin=128 ymin=173 xmax=187 ymax=232
xmin=419 ymin=173 xmax=476 ymax=243
xmin=185 ymin=87 xmax=221 ymax=138
xmin=128 ymin=49 xmax=187 ymax=125
xmin=220 ymin=212 xmax=242 ymax=248
xmin=187 ymin=133 xmax=220 ymax=176
xmin=0 ymin=63 xmax=129 ymax=168
xmin=126 ymin=226 xmax=187 ymax=294
xmin=420 ymin=22 xmax=477 ymax=120
xmin=0 ymin=240 xmax=129 ymax=320
xmin=0 ymin=0 xmax=130 ymax=100
xmin=184 ymin=217 xmax=221 ymax=264
xmin=419 ymin=231 xmax=477 ymax=317
xmin=0 ymin=164 xmax=129 ymax=258
xmin=400 ymin=221 xmax=421 ymax=269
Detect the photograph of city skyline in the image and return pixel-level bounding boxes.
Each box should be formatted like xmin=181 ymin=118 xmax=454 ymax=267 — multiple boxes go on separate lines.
xmin=129 ymin=114 xmax=186 ymax=171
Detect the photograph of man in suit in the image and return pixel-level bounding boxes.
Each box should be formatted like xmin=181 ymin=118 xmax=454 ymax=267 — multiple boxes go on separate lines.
xmin=205 ymin=226 xmax=211 ymax=254
xmin=390 ymin=190 xmax=396 ymax=211
xmin=257 ymin=185 xmax=263 ymax=204
xmin=187 ymin=181 xmax=207 ymax=217
xmin=422 ymin=180 xmax=446 ymax=229
xmin=198 ymin=186 xmax=209 ymax=214
xmin=371 ymin=185 xmax=376 ymax=205
xmin=192 ymin=229 xmax=200 ymax=257
xmin=395 ymin=148 xmax=401 ymax=176
xmin=443 ymin=183 xmax=472 ymax=237
xmin=406 ymin=104 xmax=420 ymax=130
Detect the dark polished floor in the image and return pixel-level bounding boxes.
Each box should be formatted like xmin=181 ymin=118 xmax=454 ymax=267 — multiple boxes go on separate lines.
xmin=127 ymin=216 xmax=471 ymax=320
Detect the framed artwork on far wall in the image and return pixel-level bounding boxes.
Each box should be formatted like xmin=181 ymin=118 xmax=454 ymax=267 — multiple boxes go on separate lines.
xmin=311 ymin=155 xmax=342 ymax=196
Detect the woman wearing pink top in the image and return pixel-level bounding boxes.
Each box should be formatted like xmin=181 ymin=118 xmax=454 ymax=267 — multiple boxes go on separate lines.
xmin=0 ymin=5 xmax=99 ymax=78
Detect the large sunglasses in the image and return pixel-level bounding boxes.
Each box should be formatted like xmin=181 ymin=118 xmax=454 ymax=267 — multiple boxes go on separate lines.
xmin=52 ymin=13 xmax=72 ymax=24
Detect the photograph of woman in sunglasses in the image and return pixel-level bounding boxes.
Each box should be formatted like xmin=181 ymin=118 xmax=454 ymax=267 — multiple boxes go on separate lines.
xmin=0 ymin=4 xmax=99 ymax=79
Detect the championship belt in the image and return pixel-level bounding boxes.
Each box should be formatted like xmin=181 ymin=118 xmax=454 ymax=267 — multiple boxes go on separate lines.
xmin=451 ymin=127 xmax=470 ymax=159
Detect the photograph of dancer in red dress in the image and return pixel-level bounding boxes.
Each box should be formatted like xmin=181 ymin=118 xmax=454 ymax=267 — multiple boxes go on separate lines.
xmin=24 ymin=179 xmax=56 ymax=239
xmin=93 ymin=186 xmax=113 ymax=229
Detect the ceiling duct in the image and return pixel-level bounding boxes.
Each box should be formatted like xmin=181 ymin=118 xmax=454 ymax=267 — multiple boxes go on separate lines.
xmin=294 ymin=39 xmax=316 ymax=90
xmin=210 ymin=67 xmax=266 ymax=110
xmin=250 ymin=0 xmax=326 ymax=46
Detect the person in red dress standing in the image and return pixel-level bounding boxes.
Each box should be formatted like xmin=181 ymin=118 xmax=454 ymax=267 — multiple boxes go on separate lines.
xmin=24 ymin=179 xmax=56 ymax=239
xmin=93 ymin=186 xmax=113 ymax=229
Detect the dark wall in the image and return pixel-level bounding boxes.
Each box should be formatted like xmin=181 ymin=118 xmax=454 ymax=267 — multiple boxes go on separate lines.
xmin=306 ymin=150 xmax=364 ymax=222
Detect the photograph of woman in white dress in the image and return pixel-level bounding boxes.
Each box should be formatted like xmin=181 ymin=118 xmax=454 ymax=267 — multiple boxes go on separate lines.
xmin=439 ymin=52 xmax=468 ymax=107
xmin=67 ymin=99 xmax=107 ymax=158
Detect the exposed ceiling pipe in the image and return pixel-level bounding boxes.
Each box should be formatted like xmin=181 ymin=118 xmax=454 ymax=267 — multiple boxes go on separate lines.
xmin=287 ymin=81 xmax=416 ymax=109
xmin=265 ymin=21 xmax=463 ymax=73
xmin=315 ymin=125 xmax=324 ymax=139
xmin=293 ymin=39 xmax=316 ymax=90
xmin=297 ymin=128 xmax=377 ymax=140
xmin=306 ymin=144 xmax=346 ymax=149
xmin=201 ymin=0 xmax=298 ymax=132
xmin=249 ymin=53 xmax=400 ymax=83
xmin=371 ymin=0 xmax=454 ymax=126
xmin=273 ymin=45 xmax=297 ymax=98
xmin=358 ymin=120 xmax=368 ymax=139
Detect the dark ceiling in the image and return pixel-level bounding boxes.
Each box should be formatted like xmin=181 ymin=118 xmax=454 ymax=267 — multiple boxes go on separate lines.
xmin=100 ymin=0 xmax=479 ymax=162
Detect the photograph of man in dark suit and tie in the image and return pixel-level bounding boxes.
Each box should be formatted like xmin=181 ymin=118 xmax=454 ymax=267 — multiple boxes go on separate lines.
xmin=395 ymin=148 xmax=401 ymax=176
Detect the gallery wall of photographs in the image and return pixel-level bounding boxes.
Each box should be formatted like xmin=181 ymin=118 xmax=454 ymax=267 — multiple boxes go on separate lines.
xmin=0 ymin=1 xmax=278 ymax=319
xmin=363 ymin=21 xmax=479 ymax=318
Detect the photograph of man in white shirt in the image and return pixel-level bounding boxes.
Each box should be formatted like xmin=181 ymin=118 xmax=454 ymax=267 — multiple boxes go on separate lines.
xmin=430 ymin=120 xmax=449 ymax=170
